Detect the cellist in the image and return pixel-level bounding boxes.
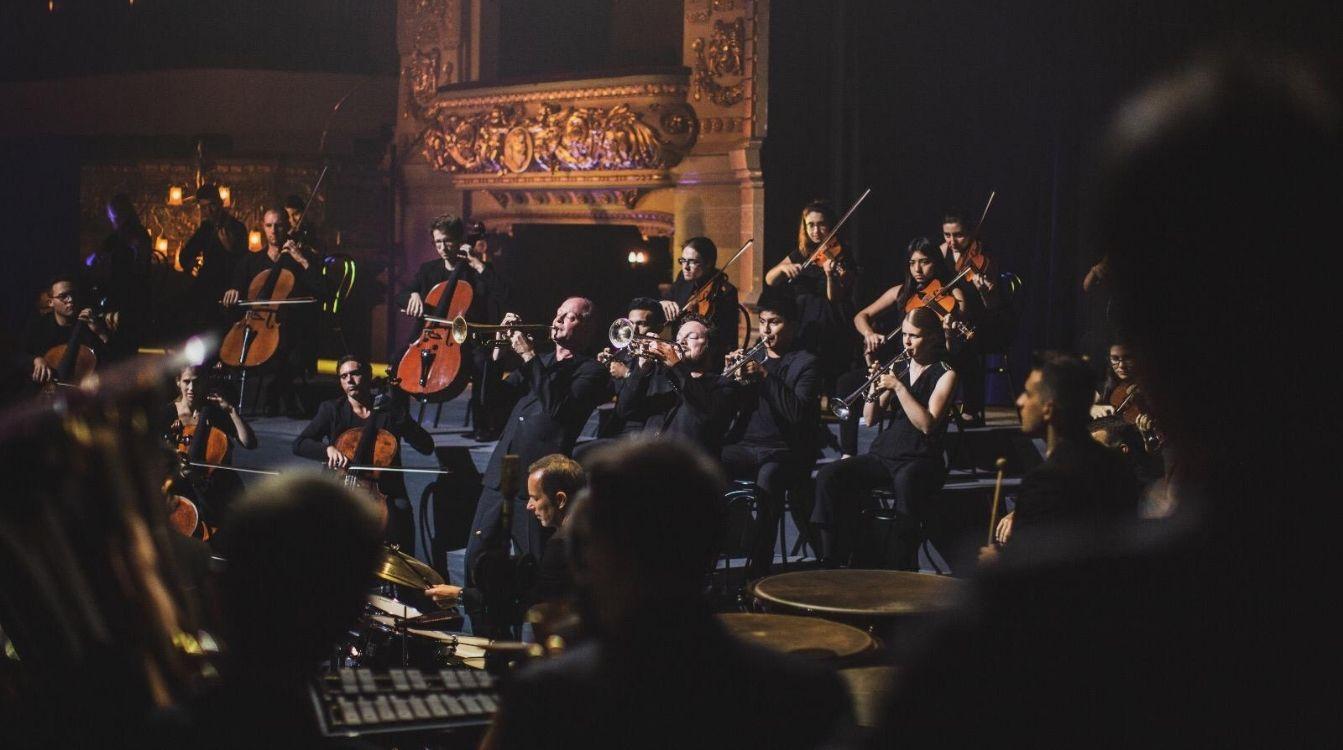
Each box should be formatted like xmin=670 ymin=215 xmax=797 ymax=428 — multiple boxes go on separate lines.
xmin=658 ymin=236 xmax=741 ymax=359
xmin=162 ymin=364 xmax=257 ymax=533
xmin=222 ymin=205 xmax=325 ymax=417
xmin=399 ymin=215 xmax=510 ymax=440
xmin=24 ymin=276 xmax=112 ymax=385
xmin=292 ymin=355 xmax=435 ymax=549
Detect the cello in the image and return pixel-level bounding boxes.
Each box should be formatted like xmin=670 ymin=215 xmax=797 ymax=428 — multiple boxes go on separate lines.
xmin=43 ymin=297 xmax=108 ymax=388
xmin=166 ymin=406 xmax=233 ymax=540
xmin=395 ymin=253 xmax=474 ymax=403
xmin=332 ymin=380 xmax=403 ymax=531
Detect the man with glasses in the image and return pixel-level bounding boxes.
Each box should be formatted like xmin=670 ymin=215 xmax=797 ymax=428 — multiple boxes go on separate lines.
xmin=660 ymin=236 xmax=740 ymax=358
xmin=25 ymin=276 xmax=112 ymax=384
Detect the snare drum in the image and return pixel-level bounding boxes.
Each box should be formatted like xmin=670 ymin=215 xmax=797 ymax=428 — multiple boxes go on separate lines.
xmin=353 ymin=595 xmax=460 ymax=669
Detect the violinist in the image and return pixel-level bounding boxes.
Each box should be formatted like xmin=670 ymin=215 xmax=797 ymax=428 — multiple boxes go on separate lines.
xmin=854 ymin=237 xmax=967 ymax=355
xmin=811 ymin=307 xmax=958 ymax=568
xmin=282 ymin=193 xmax=322 ymax=254
xmin=721 ymin=292 xmax=820 ymax=579
xmin=940 ymin=211 xmax=1006 ymax=426
xmin=763 ymin=200 xmax=860 ymax=412
xmin=659 ymin=236 xmax=740 ymax=358
xmin=399 ymin=215 xmax=510 ymax=440
xmin=618 ymin=314 xmax=736 ymax=456
xmin=222 ymin=206 xmax=324 ymax=417
xmin=24 ymin=276 xmax=112 ymax=385
xmin=292 ymin=355 xmax=435 ymax=548
xmin=1088 ymin=341 xmax=1164 ymax=486
xmin=162 ymin=364 xmax=257 ymax=532
xmin=180 ymin=183 xmax=247 ymax=338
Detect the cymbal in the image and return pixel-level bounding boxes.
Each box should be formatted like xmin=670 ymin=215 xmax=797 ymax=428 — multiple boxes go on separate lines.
xmin=373 ymin=545 xmax=445 ymax=589
xmin=751 ymin=570 xmax=964 ymax=620
xmin=717 ymin=613 xmax=876 ymax=662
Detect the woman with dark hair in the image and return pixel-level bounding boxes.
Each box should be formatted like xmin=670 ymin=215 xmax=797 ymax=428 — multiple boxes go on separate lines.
xmin=810 ymin=305 xmax=958 ymax=568
xmin=853 ymin=236 xmax=967 ymax=359
xmin=659 ymin=235 xmax=740 ymax=358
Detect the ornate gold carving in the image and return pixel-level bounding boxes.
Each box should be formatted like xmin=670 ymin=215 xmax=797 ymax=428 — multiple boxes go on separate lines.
xmin=692 ymin=18 xmax=747 ymax=107
xmin=421 ymin=101 xmax=698 ymax=175
xmin=411 ymin=0 xmax=448 ymax=49
xmin=406 ymin=48 xmax=443 ymax=109
xmin=472 ymin=209 xmax=674 ymax=239
xmin=686 ymin=0 xmax=737 ymax=23
xmin=487 ymin=189 xmax=646 ymax=209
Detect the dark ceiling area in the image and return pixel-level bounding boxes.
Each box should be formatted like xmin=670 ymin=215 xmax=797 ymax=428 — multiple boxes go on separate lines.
xmin=3 ymin=0 xmax=398 ymax=81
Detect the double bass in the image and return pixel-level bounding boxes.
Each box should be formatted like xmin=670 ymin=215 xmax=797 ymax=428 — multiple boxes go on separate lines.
xmin=396 ymin=255 xmax=474 ymax=402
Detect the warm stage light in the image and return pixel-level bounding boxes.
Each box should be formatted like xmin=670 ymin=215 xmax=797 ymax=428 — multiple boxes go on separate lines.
xmin=167 ymin=185 xmax=183 ymax=206
xmin=218 ymin=185 xmax=231 ymax=207
xmin=248 ymin=231 xmax=263 ymax=251
xmin=155 ymin=237 xmax=169 ymax=254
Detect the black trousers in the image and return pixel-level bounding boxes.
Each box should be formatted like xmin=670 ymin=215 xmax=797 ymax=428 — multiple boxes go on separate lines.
xmin=720 ymin=444 xmax=811 ymax=578
xmin=810 ymin=453 xmax=944 ymax=567
xmin=834 ymin=368 xmax=869 ymax=456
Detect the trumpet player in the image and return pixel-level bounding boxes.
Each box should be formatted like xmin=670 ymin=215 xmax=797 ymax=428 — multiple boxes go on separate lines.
xmin=721 ymin=292 xmax=820 ymax=579
xmin=466 ymin=298 xmax=610 ymax=587
xmin=809 ymin=306 xmax=957 ymax=568
xmin=614 ymin=314 xmax=736 ymax=455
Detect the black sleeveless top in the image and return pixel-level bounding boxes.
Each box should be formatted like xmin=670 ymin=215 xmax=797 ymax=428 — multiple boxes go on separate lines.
xmin=869 ymin=360 xmax=953 ymax=462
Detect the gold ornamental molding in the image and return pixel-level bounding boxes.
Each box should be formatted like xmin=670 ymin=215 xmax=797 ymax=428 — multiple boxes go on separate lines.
xmin=416 ymin=72 xmax=699 ymax=184
xmin=470 ymin=209 xmax=675 ymax=240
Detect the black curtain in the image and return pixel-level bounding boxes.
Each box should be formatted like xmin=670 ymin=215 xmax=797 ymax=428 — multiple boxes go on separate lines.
xmin=765 ymin=0 xmax=1343 ymax=389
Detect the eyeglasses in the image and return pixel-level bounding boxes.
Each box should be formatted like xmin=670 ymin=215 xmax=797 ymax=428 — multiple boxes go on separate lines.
xmin=1108 ymin=355 xmax=1135 ymax=364
xmin=54 ymin=292 xmax=75 ymax=301
xmin=677 ymin=258 xmax=703 ymax=266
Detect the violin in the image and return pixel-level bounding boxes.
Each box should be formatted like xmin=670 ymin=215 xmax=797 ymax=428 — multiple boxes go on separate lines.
xmin=396 ymin=253 xmax=474 ymax=402
xmin=664 ymin=239 xmax=753 ymax=331
xmin=903 ymin=271 xmax=976 ymax=343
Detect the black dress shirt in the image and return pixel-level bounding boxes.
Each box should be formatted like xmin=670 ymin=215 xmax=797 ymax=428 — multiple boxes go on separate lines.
xmin=293 ymin=396 xmax=435 ymax=500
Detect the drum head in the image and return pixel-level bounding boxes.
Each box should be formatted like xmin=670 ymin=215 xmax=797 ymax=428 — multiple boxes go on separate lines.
xmin=367 ymin=593 xmax=423 ymax=620
xmin=751 ymin=570 xmax=964 ymax=619
xmin=718 ymin=612 xmax=876 ymax=662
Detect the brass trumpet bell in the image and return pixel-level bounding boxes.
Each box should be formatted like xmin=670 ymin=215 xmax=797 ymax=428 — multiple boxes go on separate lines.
xmin=450 ymin=315 xmax=550 ymax=346
xmin=608 ymin=318 xmax=684 ymax=365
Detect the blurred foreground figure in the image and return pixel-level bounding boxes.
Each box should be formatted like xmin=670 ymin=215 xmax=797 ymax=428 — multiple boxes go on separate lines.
xmin=488 ymin=437 xmax=850 ymax=749
xmin=870 ymin=50 xmax=1337 ymax=745
xmin=189 ymin=473 xmax=382 ymax=749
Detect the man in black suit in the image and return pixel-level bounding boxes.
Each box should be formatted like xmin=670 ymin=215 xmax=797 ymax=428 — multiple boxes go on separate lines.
xmin=399 ymin=215 xmax=510 ymax=440
xmin=179 ymin=183 xmax=247 ymax=339
xmin=465 ymin=296 xmax=609 ymax=577
xmin=720 ymin=292 xmax=820 ymax=578
xmin=488 ymin=437 xmax=851 ymax=749
xmin=981 ymin=353 xmax=1139 ymax=567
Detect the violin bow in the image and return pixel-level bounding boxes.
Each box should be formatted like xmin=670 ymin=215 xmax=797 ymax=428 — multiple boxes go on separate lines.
xmin=291 ymin=80 xmax=368 ymax=235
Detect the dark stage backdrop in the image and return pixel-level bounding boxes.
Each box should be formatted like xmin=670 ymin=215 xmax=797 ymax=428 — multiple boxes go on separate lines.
xmin=0 ymin=138 xmax=82 ymax=336
xmin=764 ymin=0 xmax=1343 ymax=388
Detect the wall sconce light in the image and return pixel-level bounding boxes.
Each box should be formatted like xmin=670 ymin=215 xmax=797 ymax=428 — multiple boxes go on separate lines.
xmin=218 ymin=185 xmax=231 ymax=207
xmin=155 ymin=237 xmax=169 ymax=255
xmin=627 ymin=250 xmax=649 ymax=266
xmin=167 ymin=186 xmax=183 ymax=206
xmin=248 ymin=231 xmax=263 ymax=251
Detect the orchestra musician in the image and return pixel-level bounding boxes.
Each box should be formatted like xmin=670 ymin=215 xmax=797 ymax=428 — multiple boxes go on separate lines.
xmin=811 ymin=307 xmax=958 ymax=568
xmin=763 ymin=200 xmax=860 ymax=377
xmin=423 ymin=454 xmax=584 ymax=613
xmin=1088 ymin=340 xmax=1164 ymax=488
xmin=939 ymin=210 xmax=1005 ymax=426
xmin=981 ymin=353 xmax=1139 ymax=567
xmin=162 ymin=364 xmax=257 ymax=533
xmin=24 ymin=275 xmax=112 ymax=385
xmin=222 ymin=206 xmax=325 ymax=417
xmin=399 ymin=215 xmax=510 ymax=441
xmin=595 ymin=297 xmax=670 ymax=438
xmin=613 ymin=314 xmax=736 ymax=456
xmin=720 ymin=292 xmax=820 ymax=579
xmin=281 ymin=193 xmax=321 ymax=253
xmin=86 ymin=193 xmax=153 ymax=359
xmin=292 ymin=355 xmax=436 ymax=549
xmin=465 ymin=297 xmax=609 ymax=575
xmin=179 ymin=183 xmax=247 ymax=338
xmin=659 ymin=237 xmax=741 ymax=358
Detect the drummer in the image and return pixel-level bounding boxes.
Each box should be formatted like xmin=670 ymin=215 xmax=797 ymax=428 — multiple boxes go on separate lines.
xmin=424 ymin=454 xmax=584 ymax=610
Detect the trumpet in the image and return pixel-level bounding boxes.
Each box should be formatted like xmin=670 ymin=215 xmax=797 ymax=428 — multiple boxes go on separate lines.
xmin=829 ymin=348 xmax=913 ymax=420
xmin=723 ymin=334 xmax=776 ymax=378
xmin=608 ymin=318 xmax=685 ymax=365
xmin=450 ymin=315 xmax=551 ymax=346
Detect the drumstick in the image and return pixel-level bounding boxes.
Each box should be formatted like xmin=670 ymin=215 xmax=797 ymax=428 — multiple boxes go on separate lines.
xmin=986 ymin=457 xmax=1008 ymax=546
